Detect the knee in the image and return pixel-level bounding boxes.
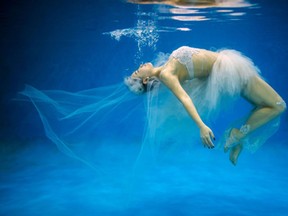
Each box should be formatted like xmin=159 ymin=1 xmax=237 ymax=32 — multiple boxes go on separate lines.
xmin=274 ymin=100 xmax=286 ymax=115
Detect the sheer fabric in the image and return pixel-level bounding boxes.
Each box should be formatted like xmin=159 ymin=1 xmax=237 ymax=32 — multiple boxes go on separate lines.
xmin=169 ymin=46 xmax=200 ymax=79
xmin=19 ymin=84 xmax=141 ymax=168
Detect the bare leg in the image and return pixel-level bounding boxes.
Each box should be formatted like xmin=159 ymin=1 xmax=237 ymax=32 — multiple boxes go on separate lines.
xmin=225 ymin=128 xmax=243 ymax=165
xmin=225 ymin=76 xmax=286 ymax=164
xmin=240 ymin=76 xmax=285 ymax=135
xmin=230 ymin=143 xmax=243 ymax=166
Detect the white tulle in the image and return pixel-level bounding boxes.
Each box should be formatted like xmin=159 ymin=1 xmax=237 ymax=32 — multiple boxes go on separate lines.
xmin=19 ymin=84 xmax=141 ymax=169
xmin=207 ymin=49 xmax=261 ymax=108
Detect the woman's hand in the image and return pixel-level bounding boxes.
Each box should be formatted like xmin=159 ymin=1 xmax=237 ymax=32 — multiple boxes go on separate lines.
xmin=200 ymin=125 xmax=215 ymax=149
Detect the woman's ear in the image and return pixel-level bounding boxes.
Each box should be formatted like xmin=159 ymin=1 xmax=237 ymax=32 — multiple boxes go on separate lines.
xmin=143 ymin=77 xmax=149 ymax=84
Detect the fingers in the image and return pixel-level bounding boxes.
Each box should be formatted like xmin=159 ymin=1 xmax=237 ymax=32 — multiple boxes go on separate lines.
xmin=200 ymin=127 xmax=215 ymax=149
xmin=209 ymin=130 xmax=216 ymax=141
xmin=206 ymin=137 xmax=214 ymax=149
xmin=201 ymin=136 xmax=214 ymax=149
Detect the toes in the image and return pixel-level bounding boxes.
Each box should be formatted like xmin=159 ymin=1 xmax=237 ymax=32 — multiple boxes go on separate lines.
xmin=229 ymin=144 xmax=243 ymax=166
xmin=229 ymin=153 xmax=237 ymax=165
xmin=230 ymin=158 xmax=237 ymax=166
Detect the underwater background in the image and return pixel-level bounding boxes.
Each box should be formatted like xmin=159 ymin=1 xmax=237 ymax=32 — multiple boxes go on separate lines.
xmin=1 ymin=0 xmax=288 ymax=215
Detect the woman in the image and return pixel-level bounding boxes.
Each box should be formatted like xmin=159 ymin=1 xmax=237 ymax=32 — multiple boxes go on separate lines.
xmin=124 ymin=46 xmax=286 ymax=165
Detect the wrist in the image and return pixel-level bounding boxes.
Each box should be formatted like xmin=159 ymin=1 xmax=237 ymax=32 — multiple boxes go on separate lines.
xmin=197 ymin=122 xmax=206 ymax=129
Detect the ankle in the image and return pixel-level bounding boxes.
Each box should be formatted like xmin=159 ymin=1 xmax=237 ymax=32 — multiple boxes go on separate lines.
xmin=234 ymin=124 xmax=250 ymax=140
xmin=231 ymin=128 xmax=242 ymax=140
xmin=240 ymin=124 xmax=250 ymax=135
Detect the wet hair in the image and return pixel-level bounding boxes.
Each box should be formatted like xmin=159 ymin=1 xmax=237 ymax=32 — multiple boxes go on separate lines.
xmin=124 ymin=76 xmax=160 ymax=95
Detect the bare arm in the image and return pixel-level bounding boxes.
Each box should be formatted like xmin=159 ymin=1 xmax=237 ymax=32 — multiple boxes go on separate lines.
xmin=161 ymin=73 xmax=215 ymax=148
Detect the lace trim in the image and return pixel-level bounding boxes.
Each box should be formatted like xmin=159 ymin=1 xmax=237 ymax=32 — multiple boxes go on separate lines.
xmin=170 ymin=46 xmax=200 ymax=79
xmin=240 ymin=124 xmax=250 ymax=135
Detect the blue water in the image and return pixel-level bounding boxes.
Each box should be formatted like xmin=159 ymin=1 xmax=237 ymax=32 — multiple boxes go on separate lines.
xmin=1 ymin=0 xmax=288 ymax=215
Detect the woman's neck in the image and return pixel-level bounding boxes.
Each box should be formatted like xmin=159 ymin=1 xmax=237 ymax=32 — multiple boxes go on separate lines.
xmin=151 ymin=66 xmax=163 ymax=78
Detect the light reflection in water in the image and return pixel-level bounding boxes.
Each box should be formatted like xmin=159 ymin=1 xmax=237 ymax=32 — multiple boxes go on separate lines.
xmin=127 ymin=0 xmax=253 ymax=8
xmin=104 ymin=0 xmax=259 ymax=55
xmin=127 ymin=0 xmax=258 ymax=22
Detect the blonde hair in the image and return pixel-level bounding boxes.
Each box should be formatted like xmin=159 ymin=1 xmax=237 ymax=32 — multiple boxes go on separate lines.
xmin=124 ymin=76 xmax=160 ymax=95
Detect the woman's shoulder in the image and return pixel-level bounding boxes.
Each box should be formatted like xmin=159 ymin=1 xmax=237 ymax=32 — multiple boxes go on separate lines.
xmin=160 ymin=58 xmax=189 ymax=81
xmin=161 ymin=58 xmax=179 ymax=75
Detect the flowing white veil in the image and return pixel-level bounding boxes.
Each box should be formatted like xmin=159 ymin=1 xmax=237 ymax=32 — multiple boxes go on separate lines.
xmin=19 ymin=84 xmax=144 ymax=170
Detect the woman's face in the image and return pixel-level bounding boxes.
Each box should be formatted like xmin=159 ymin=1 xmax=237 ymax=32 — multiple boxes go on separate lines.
xmin=131 ymin=62 xmax=153 ymax=79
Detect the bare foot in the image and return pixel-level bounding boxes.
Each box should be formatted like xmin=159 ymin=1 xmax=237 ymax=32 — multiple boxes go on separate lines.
xmin=229 ymin=144 xmax=243 ymax=166
xmin=224 ymin=128 xmax=244 ymax=153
